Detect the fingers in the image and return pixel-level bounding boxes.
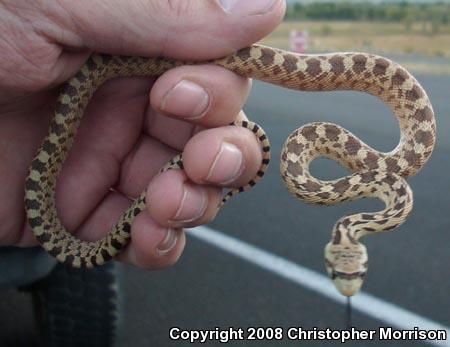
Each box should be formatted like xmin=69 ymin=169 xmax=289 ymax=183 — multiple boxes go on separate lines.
xmin=147 ymin=169 xmax=223 ymax=229
xmin=146 ymin=124 xmax=262 ymax=229
xmin=122 ymin=115 xmax=263 ymax=268
xmin=119 ymin=213 xmax=186 ymax=270
xmin=183 ymin=125 xmax=262 ymax=187
xmin=150 ymin=64 xmax=251 ymax=127
xmin=51 ymin=0 xmax=285 ymax=59
xmin=54 ymin=190 xmax=185 ymax=270
xmin=146 ymin=64 xmax=252 ymax=152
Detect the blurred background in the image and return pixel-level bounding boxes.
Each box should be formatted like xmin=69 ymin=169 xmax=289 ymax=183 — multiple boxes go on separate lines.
xmin=266 ymin=0 xmax=450 ymax=74
xmin=1 ymin=1 xmax=449 ymax=347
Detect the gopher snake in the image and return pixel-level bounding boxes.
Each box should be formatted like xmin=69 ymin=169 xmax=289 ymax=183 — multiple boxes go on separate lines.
xmin=25 ymin=45 xmax=435 ymax=296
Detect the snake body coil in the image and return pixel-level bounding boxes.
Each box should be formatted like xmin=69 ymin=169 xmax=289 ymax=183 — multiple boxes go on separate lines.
xmin=25 ymin=45 xmax=435 ymax=296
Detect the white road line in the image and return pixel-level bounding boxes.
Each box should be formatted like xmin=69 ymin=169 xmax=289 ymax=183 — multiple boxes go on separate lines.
xmin=188 ymin=226 xmax=450 ymax=347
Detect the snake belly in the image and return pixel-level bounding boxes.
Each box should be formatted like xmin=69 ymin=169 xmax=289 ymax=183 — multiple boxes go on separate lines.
xmin=25 ymin=44 xmax=435 ymax=295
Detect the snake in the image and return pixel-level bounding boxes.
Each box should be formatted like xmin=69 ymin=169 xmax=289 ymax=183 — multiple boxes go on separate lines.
xmin=24 ymin=44 xmax=435 ymax=297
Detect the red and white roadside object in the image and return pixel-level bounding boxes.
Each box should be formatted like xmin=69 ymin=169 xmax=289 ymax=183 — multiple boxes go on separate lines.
xmin=290 ymin=30 xmax=309 ymax=54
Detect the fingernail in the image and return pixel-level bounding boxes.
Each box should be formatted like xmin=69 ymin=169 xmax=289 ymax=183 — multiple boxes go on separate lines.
xmin=161 ymin=80 xmax=210 ymax=119
xmin=171 ymin=184 xmax=207 ymax=223
xmin=206 ymin=142 xmax=244 ymax=185
xmin=219 ymin=0 xmax=278 ymax=15
xmin=157 ymin=228 xmax=178 ymax=256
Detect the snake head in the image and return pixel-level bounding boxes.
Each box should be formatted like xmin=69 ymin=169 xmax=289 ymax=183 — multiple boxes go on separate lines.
xmin=324 ymin=241 xmax=368 ymax=296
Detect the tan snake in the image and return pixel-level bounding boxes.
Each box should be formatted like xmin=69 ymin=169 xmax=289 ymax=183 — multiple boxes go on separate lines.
xmin=25 ymin=44 xmax=435 ymax=296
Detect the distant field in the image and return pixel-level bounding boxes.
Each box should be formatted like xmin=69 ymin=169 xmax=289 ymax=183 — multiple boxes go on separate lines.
xmin=260 ymin=21 xmax=450 ymax=74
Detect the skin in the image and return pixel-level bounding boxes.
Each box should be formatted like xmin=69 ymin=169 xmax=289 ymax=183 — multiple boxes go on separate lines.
xmin=0 ymin=0 xmax=286 ymax=269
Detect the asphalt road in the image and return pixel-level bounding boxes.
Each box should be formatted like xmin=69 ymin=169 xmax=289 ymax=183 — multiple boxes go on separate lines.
xmin=116 ymin=74 xmax=450 ymax=346
xmin=1 ymin=74 xmax=449 ymax=346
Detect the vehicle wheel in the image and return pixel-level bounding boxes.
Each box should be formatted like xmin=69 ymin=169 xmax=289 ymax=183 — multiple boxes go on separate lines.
xmin=29 ymin=261 xmax=121 ymax=347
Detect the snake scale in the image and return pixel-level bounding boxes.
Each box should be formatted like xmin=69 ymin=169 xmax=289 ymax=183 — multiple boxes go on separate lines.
xmin=25 ymin=44 xmax=435 ymax=296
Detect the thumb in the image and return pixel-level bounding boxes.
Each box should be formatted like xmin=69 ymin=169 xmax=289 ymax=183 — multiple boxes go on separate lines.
xmin=51 ymin=0 xmax=286 ymax=59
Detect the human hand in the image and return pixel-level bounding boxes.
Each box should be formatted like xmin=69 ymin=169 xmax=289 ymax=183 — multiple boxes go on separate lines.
xmin=0 ymin=0 xmax=285 ymax=269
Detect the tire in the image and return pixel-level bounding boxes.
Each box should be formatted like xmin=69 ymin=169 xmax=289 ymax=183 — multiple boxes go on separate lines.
xmin=29 ymin=261 xmax=121 ymax=347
